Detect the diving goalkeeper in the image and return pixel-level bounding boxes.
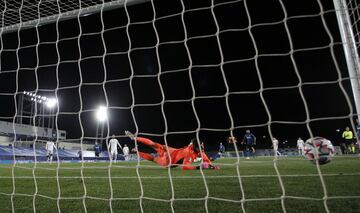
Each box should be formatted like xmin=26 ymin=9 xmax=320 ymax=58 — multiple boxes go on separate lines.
xmin=125 ymin=131 xmax=219 ymax=170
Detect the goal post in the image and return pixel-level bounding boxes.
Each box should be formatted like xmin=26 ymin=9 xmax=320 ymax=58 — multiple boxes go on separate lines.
xmin=0 ymin=0 xmax=360 ymax=212
xmin=0 ymin=0 xmax=150 ymax=34
xmin=333 ymin=0 xmax=360 ymax=121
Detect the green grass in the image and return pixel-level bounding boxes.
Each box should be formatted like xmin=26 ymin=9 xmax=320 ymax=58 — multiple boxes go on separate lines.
xmin=0 ymin=156 xmax=359 ymax=212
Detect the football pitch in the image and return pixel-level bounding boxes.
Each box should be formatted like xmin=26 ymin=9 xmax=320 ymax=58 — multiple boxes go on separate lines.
xmin=0 ymin=156 xmax=359 ymax=213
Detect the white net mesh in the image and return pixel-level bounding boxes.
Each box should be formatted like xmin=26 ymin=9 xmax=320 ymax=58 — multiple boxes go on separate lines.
xmin=0 ymin=0 xmax=360 ymax=212
xmin=347 ymin=0 xmax=360 ymax=49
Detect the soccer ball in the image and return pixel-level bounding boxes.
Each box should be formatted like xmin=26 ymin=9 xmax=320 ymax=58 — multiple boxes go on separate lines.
xmin=304 ymin=137 xmax=335 ymax=165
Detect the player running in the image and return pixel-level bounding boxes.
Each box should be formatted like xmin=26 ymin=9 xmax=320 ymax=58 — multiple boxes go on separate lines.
xmin=125 ymin=131 xmax=219 ymax=170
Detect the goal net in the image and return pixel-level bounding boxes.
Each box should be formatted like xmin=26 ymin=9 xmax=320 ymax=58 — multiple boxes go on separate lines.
xmin=0 ymin=0 xmax=359 ymax=212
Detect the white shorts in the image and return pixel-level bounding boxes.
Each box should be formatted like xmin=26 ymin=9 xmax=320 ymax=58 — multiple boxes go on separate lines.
xmin=110 ymin=150 xmax=118 ymax=156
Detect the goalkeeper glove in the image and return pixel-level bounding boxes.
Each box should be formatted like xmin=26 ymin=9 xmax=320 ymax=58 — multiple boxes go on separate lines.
xmin=196 ymin=163 xmax=220 ymax=170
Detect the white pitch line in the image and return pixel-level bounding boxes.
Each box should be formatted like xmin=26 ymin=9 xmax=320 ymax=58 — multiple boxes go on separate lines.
xmin=0 ymin=172 xmax=359 ymax=179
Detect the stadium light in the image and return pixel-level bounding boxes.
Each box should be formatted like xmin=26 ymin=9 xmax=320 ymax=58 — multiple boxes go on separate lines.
xmin=96 ymin=106 xmax=108 ymax=122
xmin=46 ymin=98 xmax=57 ymax=108
xmin=23 ymin=91 xmax=58 ymax=108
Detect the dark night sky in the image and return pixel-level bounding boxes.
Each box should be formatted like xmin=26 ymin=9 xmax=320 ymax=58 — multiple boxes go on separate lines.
xmin=0 ymin=0 xmax=356 ymax=150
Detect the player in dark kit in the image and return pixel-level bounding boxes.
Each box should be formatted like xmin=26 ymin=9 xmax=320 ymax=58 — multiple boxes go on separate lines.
xmin=125 ymin=131 xmax=219 ymax=170
xmin=242 ymin=129 xmax=256 ymax=159
xmin=94 ymin=142 xmax=101 ymax=160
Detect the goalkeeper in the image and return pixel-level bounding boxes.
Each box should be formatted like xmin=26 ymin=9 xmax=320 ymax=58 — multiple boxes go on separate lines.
xmin=125 ymin=131 xmax=219 ymax=170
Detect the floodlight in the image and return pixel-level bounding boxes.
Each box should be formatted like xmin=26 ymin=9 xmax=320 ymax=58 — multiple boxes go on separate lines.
xmin=96 ymin=106 xmax=107 ymax=122
xmin=46 ymin=98 xmax=57 ymax=108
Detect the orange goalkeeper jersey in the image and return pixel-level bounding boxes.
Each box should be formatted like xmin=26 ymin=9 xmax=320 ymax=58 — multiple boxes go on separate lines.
xmin=136 ymin=137 xmax=211 ymax=170
xmin=171 ymin=143 xmax=212 ymax=170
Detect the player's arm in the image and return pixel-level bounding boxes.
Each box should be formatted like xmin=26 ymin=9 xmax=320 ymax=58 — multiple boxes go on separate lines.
xmin=202 ymin=152 xmax=220 ymax=169
xmin=181 ymin=157 xmax=202 ymax=170
xmin=241 ymin=136 xmax=246 ymax=144
xmin=182 ymin=152 xmax=219 ymax=170
xmin=182 ymin=164 xmax=197 ymax=170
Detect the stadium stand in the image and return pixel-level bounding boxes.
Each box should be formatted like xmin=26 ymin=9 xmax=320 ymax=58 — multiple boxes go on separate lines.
xmin=0 ymin=145 xmax=124 ymax=163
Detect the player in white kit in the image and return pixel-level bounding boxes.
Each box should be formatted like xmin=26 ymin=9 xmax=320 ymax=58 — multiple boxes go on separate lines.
xmin=272 ymin=137 xmax=281 ymax=157
xmin=122 ymin=144 xmax=130 ymax=161
xmin=297 ymin=137 xmax=305 ymax=156
xmin=45 ymin=140 xmax=57 ymax=163
xmin=108 ymin=134 xmax=122 ymax=162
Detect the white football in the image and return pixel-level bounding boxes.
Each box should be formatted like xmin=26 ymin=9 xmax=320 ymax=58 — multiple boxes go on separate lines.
xmin=304 ymin=137 xmax=335 ymax=165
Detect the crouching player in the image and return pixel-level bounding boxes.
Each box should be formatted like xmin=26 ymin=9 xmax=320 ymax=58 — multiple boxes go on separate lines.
xmin=125 ymin=131 xmax=219 ymax=170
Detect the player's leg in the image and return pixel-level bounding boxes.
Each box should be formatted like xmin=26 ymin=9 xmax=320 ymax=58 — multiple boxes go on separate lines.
xmin=135 ymin=137 xmax=164 ymax=152
xmin=245 ymin=145 xmax=250 ymax=159
xmin=137 ymin=151 xmax=155 ymax=161
xmin=340 ymin=142 xmax=346 ymax=154
xmin=114 ymin=151 xmax=118 ymax=162
xmin=349 ymin=143 xmax=355 ymax=154
xmin=132 ymin=141 xmax=165 ymax=161
xmin=109 ymin=151 xmax=113 ymax=161
xmin=346 ymin=139 xmax=352 ymax=154
xmin=111 ymin=151 xmax=115 ymax=161
xmin=251 ymin=146 xmax=256 ymax=158
xmin=154 ymin=156 xmax=170 ymax=167
xmin=46 ymin=150 xmax=50 ymax=161
xmin=126 ymin=131 xmax=162 ymax=149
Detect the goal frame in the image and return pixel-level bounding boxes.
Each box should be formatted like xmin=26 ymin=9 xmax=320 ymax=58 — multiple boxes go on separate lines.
xmin=333 ymin=0 xmax=360 ymax=121
xmin=0 ymin=0 xmax=150 ymax=34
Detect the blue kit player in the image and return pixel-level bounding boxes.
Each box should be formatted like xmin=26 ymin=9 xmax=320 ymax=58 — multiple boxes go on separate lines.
xmin=94 ymin=142 xmax=102 ymax=160
xmin=242 ymin=129 xmax=256 ymax=159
